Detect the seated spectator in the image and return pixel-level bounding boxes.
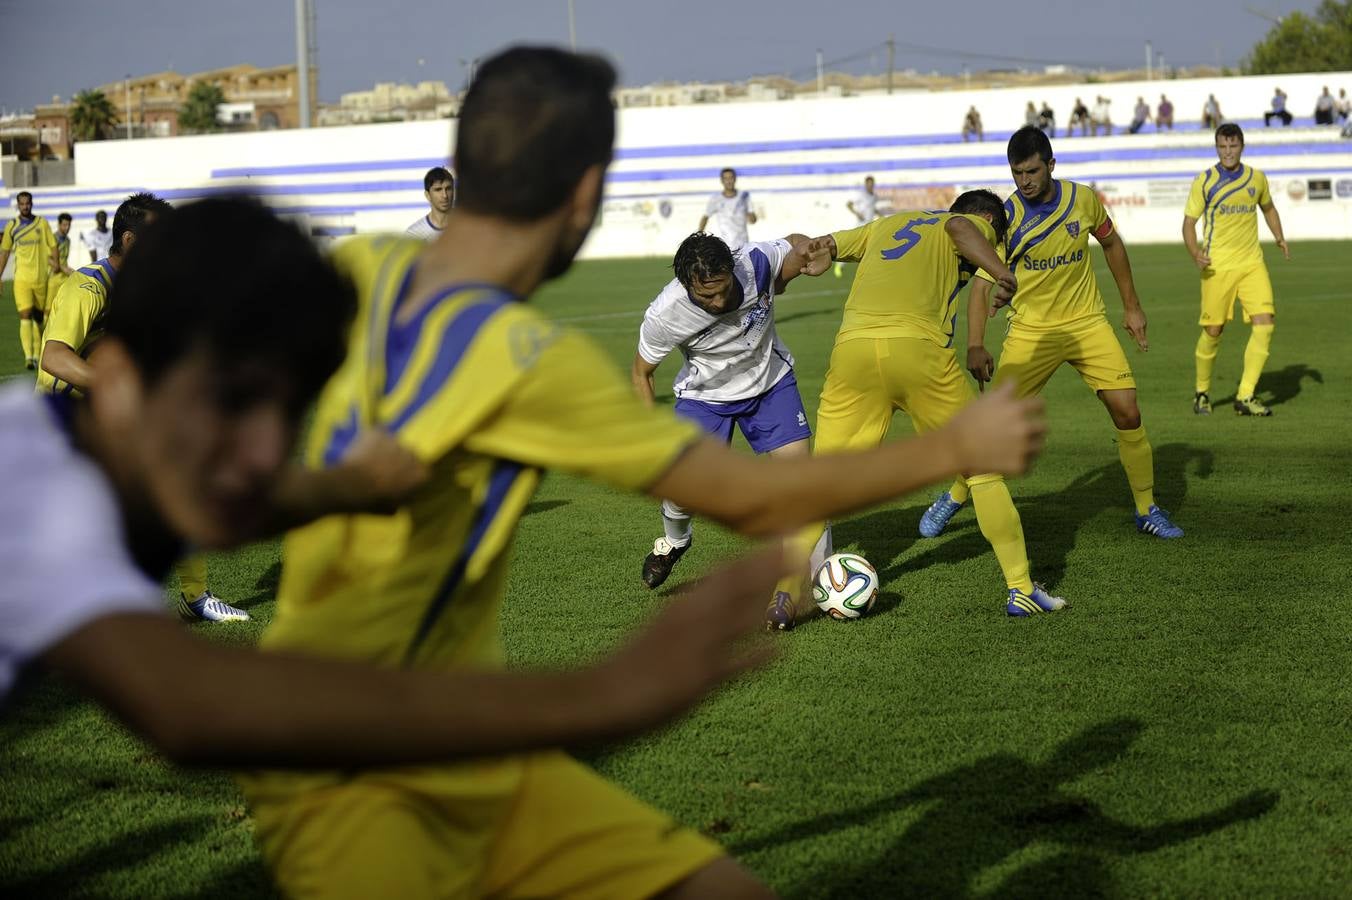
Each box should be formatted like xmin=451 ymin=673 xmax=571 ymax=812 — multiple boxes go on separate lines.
xmin=1315 ymin=86 xmax=1336 ymax=125
xmin=1338 ymin=88 xmax=1350 ymax=122
xmin=1038 ymin=101 xmax=1056 ymax=136
xmin=1264 ymin=87 xmax=1292 ymax=126
xmin=1128 ymin=96 xmax=1152 ymax=134
xmin=1068 ymin=97 xmax=1091 ymax=137
xmin=962 ymin=105 xmax=984 ymax=142
xmin=1092 ymin=95 xmax=1112 ymax=136
xmin=1157 ymin=93 xmax=1174 ymax=130
xmin=1202 ymin=93 xmax=1222 ymax=129
xmin=1024 ymin=101 xmax=1039 ymax=128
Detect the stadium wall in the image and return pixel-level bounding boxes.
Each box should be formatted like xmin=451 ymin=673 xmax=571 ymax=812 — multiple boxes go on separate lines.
xmin=3 ymin=70 xmax=1350 ymax=268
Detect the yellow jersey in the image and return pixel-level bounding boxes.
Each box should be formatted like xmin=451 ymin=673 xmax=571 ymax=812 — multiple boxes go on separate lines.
xmin=992 ymin=180 xmax=1113 ymax=328
xmin=1184 ymin=163 xmax=1271 ymax=272
xmin=54 ymin=232 xmax=71 ymax=271
xmin=242 ymin=236 xmax=699 ymax=800
xmin=831 ymin=211 xmax=996 ymax=347
xmin=35 ymin=259 xmax=115 ymax=396
xmin=1 ymin=215 xmax=56 ymax=284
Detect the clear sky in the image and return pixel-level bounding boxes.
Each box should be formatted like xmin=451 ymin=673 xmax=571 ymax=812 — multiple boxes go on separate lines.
xmin=0 ymin=0 xmax=1324 ymax=111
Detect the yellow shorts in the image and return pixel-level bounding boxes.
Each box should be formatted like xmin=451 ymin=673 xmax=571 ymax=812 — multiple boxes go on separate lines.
xmin=815 ymin=336 xmax=975 ymax=454
xmin=245 ymin=751 xmax=723 ymax=900
xmin=1199 ymin=263 xmax=1274 ymax=326
xmin=12 ymin=279 xmax=48 ymax=314
xmin=995 ymin=315 xmax=1135 ymax=396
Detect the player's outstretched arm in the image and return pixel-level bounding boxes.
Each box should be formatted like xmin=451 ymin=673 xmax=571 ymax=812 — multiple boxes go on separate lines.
xmin=966 ymin=278 xmax=996 ymax=390
xmin=262 ymin=431 xmax=429 ymax=536
xmin=1096 ymin=228 xmax=1149 ymax=351
xmin=945 ymin=218 xmax=1016 ymax=295
xmin=40 ymin=341 xmax=95 ymax=392
xmin=795 ymin=234 xmax=840 ymax=276
xmin=631 ymin=353 xmax=660 ymax=407
xmin=774 ymin=233 xmax=816 ymax=292
xmin=41 ymin=547 xmax=784 ymax=768
xmin=650 ymin=381 xmax=1045 ymax=537
xmin=1260 ymin=202 xmax=1290 ymax=259
xmin=1181 ymin=215 xmax=1210 ymax=269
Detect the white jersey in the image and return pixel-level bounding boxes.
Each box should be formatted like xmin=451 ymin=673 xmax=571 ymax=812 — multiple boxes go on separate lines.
xmin=404 ymin=215 xmax=443 ymax=242
xmin=703 ymin=191 xmax=753 ymax=249
xmin=637 ymin=239 xmax=794 ymax=403
xmin=0 ymin=385 xmax=160 ymax=701
xmin=850 ymin=190 xmax=879 ymax=222
xmin=82 ymin=227 xmax=113 ymax=260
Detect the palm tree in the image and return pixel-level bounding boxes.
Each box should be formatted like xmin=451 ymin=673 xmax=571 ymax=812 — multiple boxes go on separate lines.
xmin=69 ymin=89 xmax=118 ymax=142
xmin=178 ymin=82 xmax=226 ymax=134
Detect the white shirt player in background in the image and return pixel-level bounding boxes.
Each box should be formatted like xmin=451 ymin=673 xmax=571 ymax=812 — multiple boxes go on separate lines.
xmin=838 ymin=175 xmax=883 ymax=276
xmin=405 ymin=166 xmax=454 ymax=241
xmin=82 ymin=209 xmax=113 ymax=263
xmin=631 ymin=232 xmax=832 ymax=627
xmin=697 ymin=167 xmax=758 ymax=248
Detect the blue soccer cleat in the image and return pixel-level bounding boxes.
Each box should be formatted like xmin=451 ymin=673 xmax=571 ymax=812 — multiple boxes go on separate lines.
xmin=919 ymin=491 xmax=964 ymax=538
xmin=1135 ymin=505 xmax=1184 ymax=539
xmin=1006 ymin=583 xmax=1068 ymax=617
xmin=765 ymin=591 xmax=797 ymax=632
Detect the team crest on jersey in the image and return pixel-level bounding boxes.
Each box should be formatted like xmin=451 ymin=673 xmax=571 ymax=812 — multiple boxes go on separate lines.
xmin=1247 ymin=187 xmax=1256 ymax=197
xmin=1064 ymin=221 xmax=1080 ymax=238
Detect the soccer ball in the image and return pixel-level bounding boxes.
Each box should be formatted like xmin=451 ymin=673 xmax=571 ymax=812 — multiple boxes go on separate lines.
xmin=812 ymin=553 xmax=879 ymax=620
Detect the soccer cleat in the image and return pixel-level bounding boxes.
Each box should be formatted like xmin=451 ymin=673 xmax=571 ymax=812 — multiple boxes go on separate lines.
xmin=765 ymin=591 xmax=797 ymax=631
xmin=1233 ymin=396 xmax=1272 ymax=417
xmin=641 ymin=537 xmax=690 ymax=589
xmin=185 ymin=592 xmax=251 ymax=623
xmin=918 ymin=491 xmax=964 ymax=538
xmin=1006 ymin=583 xmax=1068 ymax=617
xmin=1193 ymin=391 xmax=1212 ymax=415
xmin=1135 ymin=505 xmax=1184 ymax=539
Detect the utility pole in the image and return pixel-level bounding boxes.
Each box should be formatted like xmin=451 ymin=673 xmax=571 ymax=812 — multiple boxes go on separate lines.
xmin=568 ymin=0 xmax=577 ymax=51
xmin=816 ymin=49 xmax=824 ymax=94
xmin=886 ymin=34 xmax=895 ymax=95
xmin=295 ymin=0 xmax=312 ymax=128
xmin=1146 ymin=40 xmax=1153 ymax=81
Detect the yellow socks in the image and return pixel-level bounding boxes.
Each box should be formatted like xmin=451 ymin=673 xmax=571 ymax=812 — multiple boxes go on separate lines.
xmin=1116 ymin=425 xmax=1155 ymax=515
xmin=1238 ymin=324 xmax=1273 ymax=399
xmin=948 ymin=477 xmax=971 ymax=505
xmin=19 ymin=319 xmax=38 ymax=362
xmin=1194 ymin=330 xmax=1221 ymax=394
xmin=177 ymin=555 xmax=208 ymax=600
xmin=969 ymin=476 xmax=1032 ymax=594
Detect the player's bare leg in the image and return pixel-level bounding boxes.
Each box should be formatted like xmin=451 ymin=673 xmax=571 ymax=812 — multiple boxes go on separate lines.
xmin=1099 ymin=388 xmax=1182 ymax=539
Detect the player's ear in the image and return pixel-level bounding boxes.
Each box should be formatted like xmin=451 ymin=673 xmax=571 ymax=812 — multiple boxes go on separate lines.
xmin=1047 ymin=157 xmax=1056 ymax=175
xmin=570 ymin=164 xmax=605 ymax=229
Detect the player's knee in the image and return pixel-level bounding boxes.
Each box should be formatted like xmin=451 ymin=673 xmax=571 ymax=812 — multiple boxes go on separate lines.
xmin=17 ymin=309 xmax=33 ymax=320
xmin=1203 ymin=325 xmax=1224 ymax=338
xmin=965 ymin=472 xmax=1006 ymax=488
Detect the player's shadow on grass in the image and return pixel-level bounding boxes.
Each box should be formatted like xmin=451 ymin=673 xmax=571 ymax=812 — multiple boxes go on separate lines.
xmin=1213 ymin=363 xmax=1322 ymax=409
xmin=241 ymin=560 xmax=284 ymax=606
xmin=729 ymin=718 xmax=1277 ymax=899
xmin=1 ymin=817 xmax=219 ymax=897
xmin=834 ymin=443 xmax=1214 ymax=596
xmin=525 ymin=499 xmax=570 ymax=516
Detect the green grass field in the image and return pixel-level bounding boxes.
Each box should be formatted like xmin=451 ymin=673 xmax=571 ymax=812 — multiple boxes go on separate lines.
xmin=2 ymin=242 xmax=1350 ymax=898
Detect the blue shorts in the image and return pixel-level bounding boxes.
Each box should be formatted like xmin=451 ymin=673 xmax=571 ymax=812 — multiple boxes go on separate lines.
xmin=674 ymin=373 xmax=811 ymax=454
